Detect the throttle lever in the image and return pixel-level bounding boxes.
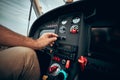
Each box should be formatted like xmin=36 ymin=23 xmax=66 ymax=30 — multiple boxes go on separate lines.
xmin=78 ymin=56 xmax=87 ymax=71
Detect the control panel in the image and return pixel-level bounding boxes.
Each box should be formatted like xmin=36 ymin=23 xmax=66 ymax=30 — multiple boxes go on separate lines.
xmin=30 ymin=13 xmax=120 ymax=80
xmin=41 ymin=13 xmax=82 ymax=80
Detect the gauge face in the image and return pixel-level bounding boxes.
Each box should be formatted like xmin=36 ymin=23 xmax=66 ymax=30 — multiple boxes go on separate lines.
xmin=59 ymin=26 xmax=66 ymax=33
xmin=70 ymin=25 xmax=79 ymax=34
xmin=61 ymin=19 xmax=67 ymax=25
xmin=72 ymin=17 xmax=80 ymax=24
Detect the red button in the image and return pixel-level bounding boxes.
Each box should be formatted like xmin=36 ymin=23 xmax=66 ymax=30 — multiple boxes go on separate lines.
xmin=52 ymin=56 xmax=60 ymax=62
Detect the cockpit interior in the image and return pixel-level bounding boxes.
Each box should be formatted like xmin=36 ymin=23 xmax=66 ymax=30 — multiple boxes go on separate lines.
xmin=1 ymin=0 xmax=120 ymax=80
xmin=28 ymin=0 xmax=120 ymax=80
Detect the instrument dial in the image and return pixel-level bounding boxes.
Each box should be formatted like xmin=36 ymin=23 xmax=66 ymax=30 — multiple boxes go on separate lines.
xmin=72 ymin=17 xmax=80 ymax=24
xmin=61 ymin=20 xmax=67 ymax=25
xmin=59 ymin=26 xmax=66 ymax=33
xmin=70 ymin=25 xmax=79 ymax=34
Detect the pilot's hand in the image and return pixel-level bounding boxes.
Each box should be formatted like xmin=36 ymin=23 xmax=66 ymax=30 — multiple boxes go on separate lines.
xmin=35 ymin=33 xmax=58 ymax=49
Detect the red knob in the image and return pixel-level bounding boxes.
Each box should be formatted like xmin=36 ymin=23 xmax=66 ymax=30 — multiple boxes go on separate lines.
xmin=70 ymin=29 xmax=77 ymax=34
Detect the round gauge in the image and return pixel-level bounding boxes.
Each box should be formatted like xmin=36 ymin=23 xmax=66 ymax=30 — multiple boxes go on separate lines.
xmin=70 ymin=25 xmax=79 ymax=34
xmin=61 ymin=20 xmax=67 ymax=25
xmin=72 ymin=17 xmax=80 ymax=24
xmin=59 ymin=26 xmax=66 ymax=33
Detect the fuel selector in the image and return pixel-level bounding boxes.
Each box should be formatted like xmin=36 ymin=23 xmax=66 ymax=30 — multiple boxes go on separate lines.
xmin=48 ymin=63 xmax=61 ymax=76
xmin=48 ymin=63 xmax=68 ymax=80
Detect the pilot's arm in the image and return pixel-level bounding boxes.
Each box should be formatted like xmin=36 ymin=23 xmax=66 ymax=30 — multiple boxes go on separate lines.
xmin=0 ymin=24 xmax=58 ymax=80
xmin=0 ymin=24 xmax=58 ymax=50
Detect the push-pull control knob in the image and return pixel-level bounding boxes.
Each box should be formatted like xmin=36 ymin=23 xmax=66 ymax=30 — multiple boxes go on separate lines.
xmin=57 ymin=72 xmax=64 ymax=80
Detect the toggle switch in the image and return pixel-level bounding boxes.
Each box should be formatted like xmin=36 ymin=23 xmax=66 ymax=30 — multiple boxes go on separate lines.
xmin=65 ymin=60 xmax=70 ymax=69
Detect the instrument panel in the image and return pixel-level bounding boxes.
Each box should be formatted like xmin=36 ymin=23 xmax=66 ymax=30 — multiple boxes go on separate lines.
xmin=36 ymin=12 xmax=81 ymax=55
xmin=31 ymin=12 xmax=120 ymax=80
xmin=29 ymin=1 xmax=120 ymax=80
xmin=34 ymin=13 xmax=81 ymax=47
xmin=32 ymin=12 xmax=83 ymax=80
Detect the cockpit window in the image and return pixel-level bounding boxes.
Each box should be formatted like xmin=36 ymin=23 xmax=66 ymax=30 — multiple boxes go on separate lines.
xmin=40 ymin=0 xmax=64 ymax=13
xmin=0 ymin=0 xmax=36 ymax=35
xmin=40 ymin=0 xmax=79 ymax=13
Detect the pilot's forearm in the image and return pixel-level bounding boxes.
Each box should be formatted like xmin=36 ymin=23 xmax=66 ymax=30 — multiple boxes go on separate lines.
xmin=0 ymin=25 xmax=38 ymax=49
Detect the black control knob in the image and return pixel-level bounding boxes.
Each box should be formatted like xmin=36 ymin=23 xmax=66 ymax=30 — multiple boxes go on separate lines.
xmin=56 ymin=72 xmax=64 ymax=80
xmin=56 ymin=70 xmax=67 ymax=80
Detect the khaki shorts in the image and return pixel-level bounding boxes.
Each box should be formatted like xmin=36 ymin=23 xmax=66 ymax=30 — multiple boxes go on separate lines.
xmin=0 ymin=46 xmax=40 ymax=80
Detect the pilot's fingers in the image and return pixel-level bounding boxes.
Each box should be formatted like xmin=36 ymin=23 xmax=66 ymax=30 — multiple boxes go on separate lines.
xmin=50 ymin=33 xmax=58 ymax=37
xmin=50 ymin=42 xmax=55 ymax=47
xmin=48 ymin=37 xmax=57 ymax=44
xmin=43 ymin=33 xmax=58 ymax=38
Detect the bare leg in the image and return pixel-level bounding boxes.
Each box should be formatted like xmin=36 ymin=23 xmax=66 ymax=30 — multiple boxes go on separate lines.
xmin=0 ymin=46 xmax=40 ymax=80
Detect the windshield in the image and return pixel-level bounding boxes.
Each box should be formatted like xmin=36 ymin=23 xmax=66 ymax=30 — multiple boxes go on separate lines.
xmin=0 ymin=0 xmax=36 ymax=36
xmin=40 ymin=0 xmax=79 ymax=13
xmin=40 ymin=0 xmax=65 ymax=13
xmin=0 ymin=0 xmax=79 ymax=36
